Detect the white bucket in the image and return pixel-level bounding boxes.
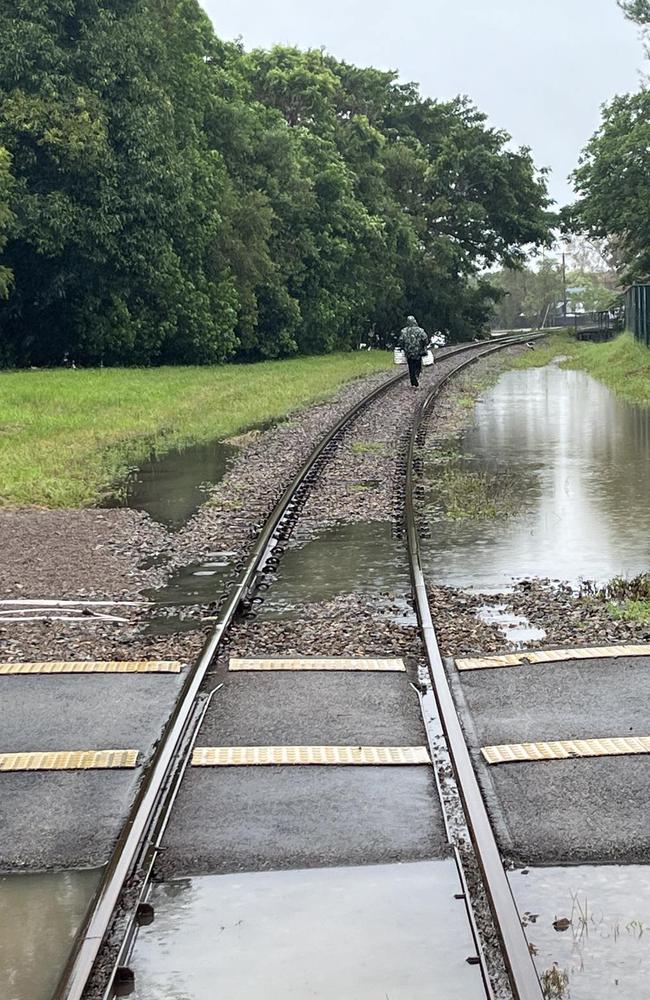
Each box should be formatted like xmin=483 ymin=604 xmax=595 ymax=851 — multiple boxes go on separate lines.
xmin=393 ymin=348 xmax=407 ymax=365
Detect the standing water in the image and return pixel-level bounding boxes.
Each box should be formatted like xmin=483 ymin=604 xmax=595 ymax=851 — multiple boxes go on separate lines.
xmin=130 ymin=861 xmax=484 ymax=999
xmin=0 ymin=869 xmax=99 ymax=1000
xmin=511 ymin=865 xmax=650 ymax=999
xmin=423 ymin=364 xmax=650 ymax=589
xmin=110 ymin=439 xmax=238 ymax=529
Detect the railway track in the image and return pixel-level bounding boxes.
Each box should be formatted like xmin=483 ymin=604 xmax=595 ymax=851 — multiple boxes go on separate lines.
xmin=51 ymin=334 xmax=544 ymax=1000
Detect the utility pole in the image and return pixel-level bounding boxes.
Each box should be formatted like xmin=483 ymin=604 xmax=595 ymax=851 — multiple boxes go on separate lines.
xmin=562 ymin=252 xmax=568 ymax=322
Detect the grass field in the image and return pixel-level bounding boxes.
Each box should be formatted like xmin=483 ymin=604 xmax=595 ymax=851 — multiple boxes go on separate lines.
xmin=0 ymin=353 xmax=392 ymax=508
xmin=511 ymin=330 xmax=650 ymax=406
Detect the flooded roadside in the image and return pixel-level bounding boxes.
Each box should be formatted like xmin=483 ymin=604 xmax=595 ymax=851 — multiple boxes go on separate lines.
xmin=511 ymin=865 xmax=650 ymax=999
xmin=423 ymin=364 xmax=650 ymax=591
xmin=110 ymin=439 xmax=238 ymax=529
xmin=0 ymin=869 xmax=99 ymax=1000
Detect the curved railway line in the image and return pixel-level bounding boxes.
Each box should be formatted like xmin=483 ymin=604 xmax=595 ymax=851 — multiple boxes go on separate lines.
xmin=50 ymin=334 xmax=544 ymax=1000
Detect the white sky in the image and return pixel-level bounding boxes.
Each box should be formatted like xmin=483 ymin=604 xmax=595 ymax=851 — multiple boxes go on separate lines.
xmin=202 ymin=0 xmax=645 ymax=207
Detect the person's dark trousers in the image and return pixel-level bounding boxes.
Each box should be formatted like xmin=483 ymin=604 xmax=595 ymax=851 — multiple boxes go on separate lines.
xmin=407 ymin=356 xmax=422 ymax=387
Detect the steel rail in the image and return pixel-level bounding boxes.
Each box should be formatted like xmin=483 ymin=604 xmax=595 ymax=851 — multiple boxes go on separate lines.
xmin=53 ymin=334 xmax=542 ymax=1000
xmin=404 ymin=339 xmax=544 ymax=1000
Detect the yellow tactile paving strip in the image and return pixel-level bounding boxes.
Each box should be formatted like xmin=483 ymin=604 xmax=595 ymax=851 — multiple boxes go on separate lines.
xmin=0 ymin=661 xmax=181 ymax=675
xmin=229 ymin=657 xmax=405 ymax=672
xmin=193 ymin=745 xmax=431 ymax=766
xmin=456 ymin=644 xmax=650 ymax=672
xmin=0 ymin=750 xmax=139 ymax=771
xmin=482 ymin=736 xmax=650 ymax=765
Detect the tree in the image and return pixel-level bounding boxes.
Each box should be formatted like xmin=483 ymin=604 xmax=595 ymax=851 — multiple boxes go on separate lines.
xmin=568 ymin=2 xmax=650 ymax=283
xmin=0 ymin=147 xmax=13 ymax=299
xmin=0 ymin=8 xmax=552 ymax=364
xmin=0 ymin=0 xmax=238 ymax=366
xmin=571 ymin=89 xmax=650 ymax=282
xmin=619 ymin=0 xmax=650 ymax=24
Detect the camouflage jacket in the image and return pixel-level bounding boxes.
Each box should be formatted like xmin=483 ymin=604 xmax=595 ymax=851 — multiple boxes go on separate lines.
xmin=398 ymin=323 xmax=429 ymax=359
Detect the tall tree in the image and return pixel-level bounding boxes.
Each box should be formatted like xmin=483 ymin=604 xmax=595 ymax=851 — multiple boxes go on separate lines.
xmin=0 ymin=147 xmax=13 ymax=299
xmin=0 ymin=7 xmax=552 ymax=364
xmin=0 ymin=0 xmax=238 ymax=365
xmin=569 ymin=2 xmax=650 ymax=282
xmin=619 ymin=0 xmax=650 ymax=24
xmin=571 ymin=89 xmax=650 ymax=282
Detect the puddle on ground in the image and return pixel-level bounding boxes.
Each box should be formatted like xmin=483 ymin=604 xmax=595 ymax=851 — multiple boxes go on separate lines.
xmin=0 ymin=868 xmax=100 ymax=1000
xmin=110 ymin=439 xmax=238 ymax=529
xmin=130 ymin=860 xmax=484 ymax=999
xmin=258 ymin=521 xmax=414 ymax=622
xmin=144 ymin=553 xmax=237 ymax=634
xmin=423 ymin=365 xmax=650 ymax=589
xmin=477 ymin=603 xmax=546 ymax=643
xmin=511 ymin=865 xmax=650 ymax=999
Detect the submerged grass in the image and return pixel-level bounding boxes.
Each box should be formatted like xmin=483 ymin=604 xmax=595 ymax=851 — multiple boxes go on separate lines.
xmin=511 ymin=330 xmax=650 ymax=407
xmin=0 ymin=352 xmax=392 ymax=508
xmin=425 ymin=461 xmax=517 ymax=521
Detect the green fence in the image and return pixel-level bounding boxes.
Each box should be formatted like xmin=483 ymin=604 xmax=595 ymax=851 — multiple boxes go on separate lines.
xmin=625 ymin=284 xmax=650 ymax=346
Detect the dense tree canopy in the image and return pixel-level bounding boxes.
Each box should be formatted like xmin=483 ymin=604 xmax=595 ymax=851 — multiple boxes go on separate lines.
xmin=571 ymin=90 xmax=650 ymax=283
xmin=0 ymin=147 xmax=13 ymax=299
xmin=619 ymin=0 xmax=650 ymax=24
xmin=0 ymin=0 xmax=552 ymax=366
xmin=570 ymin=2 xmax=650 ymax=283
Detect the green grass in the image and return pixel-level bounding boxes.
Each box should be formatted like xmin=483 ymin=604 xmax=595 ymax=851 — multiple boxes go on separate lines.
xmin=508 ymin=332 xmax=577 ymax=370
xmin=597 ymin=573 xmax=650 ymax=624
xmin=608 ymin=599 xmax=650 ymax=624
xmin=350 ymin=440 xmax=385 ymax=454
xmin=0 ymin=352 xmax=392 ymax=508
xmin=510 ymin=330 xmax=650 ymax=407
xmin=565 ymin=332 xmax=650 ymax=405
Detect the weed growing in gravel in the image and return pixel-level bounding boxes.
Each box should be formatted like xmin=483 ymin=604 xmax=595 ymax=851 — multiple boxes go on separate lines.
xmin=350 ymin=440 xmax=386 ymax=454
xmin=608 ymin=599 xmax=650 ymax=624
xmin=583 ymin=573 xmax=650 ymax=624
xmin=347 ymin=482 xmax=379 ymax=493
xmin=427 ymin=447 xmax=463 ymax=466
xmin=599 ymin=573 xmax=650 ymax=601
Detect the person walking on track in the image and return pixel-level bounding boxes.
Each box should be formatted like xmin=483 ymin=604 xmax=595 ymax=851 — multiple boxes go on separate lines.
xmin=398 ymin=315 xmax=429 ymax=388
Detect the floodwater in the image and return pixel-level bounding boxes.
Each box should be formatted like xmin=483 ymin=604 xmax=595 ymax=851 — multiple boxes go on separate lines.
xmin=0 ymin=869 xmax=99 ymax=1000
xmin=111 ymin=439 xmax=237 ymax=528
xmin=511 ymin=865 xmax=650 ymax=999
xmin=130 ymin=860 xmax=484 ymax=999
xmin=144 ymin=553 xmax=237 ymax=634
xmin=423 ymin=364 xmax=650 ymax=589
xmin=476 ymin=603 xmax=546 ymax=643
xmin=258 ymin=520 xmax=413 ymax=621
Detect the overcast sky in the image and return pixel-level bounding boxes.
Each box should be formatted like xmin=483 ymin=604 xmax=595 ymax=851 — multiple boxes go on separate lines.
xmin=202 ymin=0 xmax=645 ymax=207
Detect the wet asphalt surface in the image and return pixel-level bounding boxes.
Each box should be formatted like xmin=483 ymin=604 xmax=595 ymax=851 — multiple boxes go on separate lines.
xmin=448 ymin=653 xmax=650 ymax=866
xmin=0 ymin=672 xmax=184 ymax=870
xmin=159 ymin=663 xmax=450 ymax=877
